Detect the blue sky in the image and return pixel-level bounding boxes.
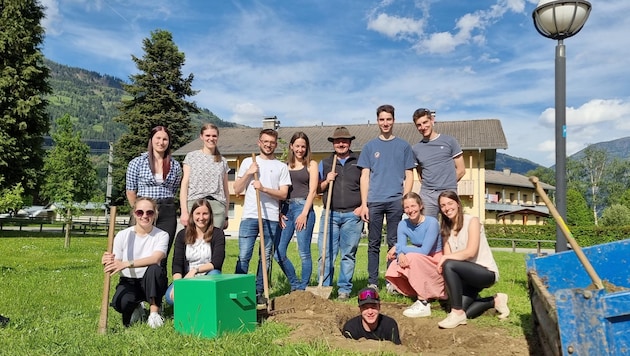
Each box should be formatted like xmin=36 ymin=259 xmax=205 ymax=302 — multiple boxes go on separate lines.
xmin=40 ymin=0 xmax=630 ymax=167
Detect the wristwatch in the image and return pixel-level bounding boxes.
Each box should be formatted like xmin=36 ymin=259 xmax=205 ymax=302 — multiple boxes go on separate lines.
xmin=128 ymin=260 xmax=135 ymax=268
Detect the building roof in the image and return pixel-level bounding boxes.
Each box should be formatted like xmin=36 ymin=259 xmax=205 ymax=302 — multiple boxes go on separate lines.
xmin=173 ymin=119 xmax=508 ymax=156
xmin=486 ymin=169 xmax=555 ymax=191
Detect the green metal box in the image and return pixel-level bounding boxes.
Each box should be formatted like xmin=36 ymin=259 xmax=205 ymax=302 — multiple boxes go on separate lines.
xmin=174 ymin=274 xmax=257 ymax=338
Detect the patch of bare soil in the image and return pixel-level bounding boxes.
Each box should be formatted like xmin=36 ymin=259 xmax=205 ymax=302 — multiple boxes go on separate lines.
xmin=267 ymin=291 xmax=534 ymax=355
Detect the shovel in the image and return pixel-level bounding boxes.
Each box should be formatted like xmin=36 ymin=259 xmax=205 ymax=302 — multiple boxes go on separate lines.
xmin=306 ymin=155 xmax=337 ymax=299
xmin=252 ymin=154 xmax=272 ymax=311
xmin=529 ymin=176 xmax=604 ymax=290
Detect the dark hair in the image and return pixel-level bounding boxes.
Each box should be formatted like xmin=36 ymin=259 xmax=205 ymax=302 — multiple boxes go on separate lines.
xmin=402 ymin=192 xmax=424 ymax=215
xmin=147 ymin=126 xmax=172 ymax=180
xmin=288 ymin=131 xmax=312 ymax=169
xmin=259 ymin=128 xmax=278 ymax=140
xmin=412 ymin=108 xmax=432 ymax=123
xmin=184 ymin=198 xmax=214 ymax=245
xmin=200 ymin=123 xmax=222 ymax=163
xmin=438 ymin=190 xmax=464 ymax=240
xmin=376 ymin=104 xmax=395 ymax=119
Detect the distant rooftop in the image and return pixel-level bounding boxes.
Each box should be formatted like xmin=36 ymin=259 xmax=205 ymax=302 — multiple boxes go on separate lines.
xmin=174 ymin=119 xmax=508 ymax=156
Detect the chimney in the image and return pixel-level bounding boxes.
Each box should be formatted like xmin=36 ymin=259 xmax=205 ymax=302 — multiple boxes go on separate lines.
xmin=262 ymin=116 xmax=280 ymax=130
xmin=502 ymin=167 xmax=511 ymax=176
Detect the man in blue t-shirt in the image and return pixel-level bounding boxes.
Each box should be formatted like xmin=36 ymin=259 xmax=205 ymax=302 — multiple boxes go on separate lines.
xmin=358 ymin=104 xmax=415 ymax=290
xmin=412 ymin=108 xmax=465 ymax=218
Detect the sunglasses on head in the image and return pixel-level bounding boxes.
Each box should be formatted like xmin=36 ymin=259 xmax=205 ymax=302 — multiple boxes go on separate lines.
xmin=134 ymin=209 xmax=155 ymax=218
xmin=358 ymin=289 xmax=379 ymax=301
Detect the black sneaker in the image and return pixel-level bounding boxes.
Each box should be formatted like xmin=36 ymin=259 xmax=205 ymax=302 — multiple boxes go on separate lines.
xmin=0 ymin=315 xmax=9 ymax=327
xmin=256 ymin=295 xmax=268 ymax=310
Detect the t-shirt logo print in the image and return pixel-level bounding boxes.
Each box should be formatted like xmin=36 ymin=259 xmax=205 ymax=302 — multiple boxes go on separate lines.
xmin=374 ymin=152 xmax=380 ymax=159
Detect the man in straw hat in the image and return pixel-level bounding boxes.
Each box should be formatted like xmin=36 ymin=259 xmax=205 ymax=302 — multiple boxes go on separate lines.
xmin=317 ymin=126 xmax=364 ymax=301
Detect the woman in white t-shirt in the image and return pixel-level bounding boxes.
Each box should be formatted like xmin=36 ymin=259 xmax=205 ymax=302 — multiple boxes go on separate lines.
xmin=166 ymin=198 xmax=226 ymax=305
xmin=436 ymin=190 xmax=510 ymax=329
xmin=102 ymin=197 xmax=169 ymax=328
xmin=179 ymin=123 xmax=230 ymax=229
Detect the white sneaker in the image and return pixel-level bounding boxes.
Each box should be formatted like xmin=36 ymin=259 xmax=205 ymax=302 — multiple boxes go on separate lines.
xmin=147 ymin=312 xmax=164 ymax=328
xmin=386 ymin=283 xmax=400 ymax=295
xmin=403 ymin=300 xmax=431 ymax=318
xmin=129 ymin=303 xmax=146 ymax=325
xmin=438 ymin=311 xmax=467 ymax=329
xmin=495 ymin=293 xmax=510 ymax=319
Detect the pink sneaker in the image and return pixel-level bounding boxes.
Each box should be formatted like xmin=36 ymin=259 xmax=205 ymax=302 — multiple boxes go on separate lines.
xmin=494 ymin=293 xmax=510 ymax=319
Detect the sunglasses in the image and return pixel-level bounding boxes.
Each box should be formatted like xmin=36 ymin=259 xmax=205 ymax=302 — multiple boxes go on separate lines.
xmin=358 ymin=289 xmax=379 ymax=301
xmin=134 ymin=209 xmax=155 ymax=218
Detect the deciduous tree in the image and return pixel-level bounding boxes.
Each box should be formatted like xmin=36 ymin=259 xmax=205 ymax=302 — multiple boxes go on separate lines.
xmin=41 ymin=114 xmax=96 ymax=247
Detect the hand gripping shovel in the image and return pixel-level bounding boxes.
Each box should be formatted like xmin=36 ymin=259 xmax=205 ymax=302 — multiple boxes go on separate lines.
xmin=306 ymin=155 xmax=337 ymax=299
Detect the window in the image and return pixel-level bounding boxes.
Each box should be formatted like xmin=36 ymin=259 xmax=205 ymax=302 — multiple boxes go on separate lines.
xmin=228 ymin=202 xmax=235 ymax=218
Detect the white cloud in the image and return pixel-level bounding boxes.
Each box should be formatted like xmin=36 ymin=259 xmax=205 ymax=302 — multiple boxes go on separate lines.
xmin=366 ymin=13 xmax=424 ymax=39
xmin=230 ymin=103 xmax=265 ymax=127
xmin=40 ymin=0 xmax=63 ymax=35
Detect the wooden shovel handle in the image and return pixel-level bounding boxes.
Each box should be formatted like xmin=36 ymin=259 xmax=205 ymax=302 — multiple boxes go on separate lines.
xmin=529 ymin=176 xmax=603 ymax=290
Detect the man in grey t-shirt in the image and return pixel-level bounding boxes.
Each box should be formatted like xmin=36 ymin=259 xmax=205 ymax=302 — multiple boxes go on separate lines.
xmin=412 ymin=108 xmax=465 ymax=218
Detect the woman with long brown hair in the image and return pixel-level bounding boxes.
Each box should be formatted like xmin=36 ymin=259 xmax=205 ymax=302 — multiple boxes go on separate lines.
xmin=126 ymin=126 xmax=182 ymax=271
xmin=165 ymin=198 xmax=226 ymax=305
xmin=436 ymin=191 xmax=509 ymax=329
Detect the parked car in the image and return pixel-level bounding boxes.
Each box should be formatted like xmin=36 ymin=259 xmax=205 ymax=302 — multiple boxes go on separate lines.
xmin=26 ymin=204 xmax=56 ymax=221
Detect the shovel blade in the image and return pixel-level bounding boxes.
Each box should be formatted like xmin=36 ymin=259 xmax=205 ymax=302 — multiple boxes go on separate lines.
xmin=305 ymin=285 xmax=333 ymax=299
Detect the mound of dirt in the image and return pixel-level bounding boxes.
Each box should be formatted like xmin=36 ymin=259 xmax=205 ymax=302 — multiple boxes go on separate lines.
xmin=267 ymin=291 xmax=532 ymax=355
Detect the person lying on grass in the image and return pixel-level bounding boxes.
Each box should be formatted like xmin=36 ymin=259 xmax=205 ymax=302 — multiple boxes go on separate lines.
xmin=101 ymin=197 xmax=169 ymax=328
xmin=342 ymin=287 xmax=401 ymax=345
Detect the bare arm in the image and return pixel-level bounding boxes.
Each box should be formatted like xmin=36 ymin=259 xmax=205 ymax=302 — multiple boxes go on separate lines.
xmin=454 ymin=154 xmax=465 ymax=181
xmin=359 ymin=168 xmax=370 ymax=221
xmin=403 ymin=169 xmax=414 ymax=195
xmin=179 ymin=164 xmax=191 ymax=225
xmin=125 ymin=190 xmax=137 ymax=209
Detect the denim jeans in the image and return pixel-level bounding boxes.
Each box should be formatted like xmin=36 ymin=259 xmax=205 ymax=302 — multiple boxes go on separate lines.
xmin=235 ymin=218 xmax=281 ymax=295
xmin=317 ymin=210 xmax=363 ymax=295
xmin=164 ymin=269 xmax=221 ymax=306
xmin=367 ymin=200 xmax=403 ymax=285
xmin=278 ymin=199 xmax=315 ymax=290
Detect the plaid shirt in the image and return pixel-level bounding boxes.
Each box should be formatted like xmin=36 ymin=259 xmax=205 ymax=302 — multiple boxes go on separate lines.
xmin=126 ymin=152 xmax=182 ymax=199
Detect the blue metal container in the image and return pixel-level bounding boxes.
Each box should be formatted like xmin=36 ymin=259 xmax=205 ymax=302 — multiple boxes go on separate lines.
xmin=526 ymin=239 xmax=630 ymax=356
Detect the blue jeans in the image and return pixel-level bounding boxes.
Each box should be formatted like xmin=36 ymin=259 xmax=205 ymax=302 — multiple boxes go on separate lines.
xmin=367 ymin=200 xmax=403 ymax=285
xmin=235 ymin=218 xmax=281 ymax=295
xmin=317 ymin=210 xmax=363 ymax=294
xmin=278 ymin=199 xmax=315 ymax=290
xmin=164 ymin=269 xmax=221 ymax=306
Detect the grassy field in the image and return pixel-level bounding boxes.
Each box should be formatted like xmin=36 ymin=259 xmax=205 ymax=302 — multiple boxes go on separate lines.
xmin=0 ymin=235 xmax=535 ymax=355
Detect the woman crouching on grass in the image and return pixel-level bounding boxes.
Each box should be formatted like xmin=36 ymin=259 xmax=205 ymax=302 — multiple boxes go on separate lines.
xmin=102 ymin=197 xmax=169 ymax=328
xmin=165 ymin=198 xmax=226 ymax=305
xmin=436 ymin=190 xmax=509 ymax=329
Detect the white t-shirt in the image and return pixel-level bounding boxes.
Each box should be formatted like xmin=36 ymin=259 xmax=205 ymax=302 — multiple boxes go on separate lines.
xmin=112 ymin=226 xmax=169 ymax=278
xmin=237 ymin=156 xmax=291 ymax=221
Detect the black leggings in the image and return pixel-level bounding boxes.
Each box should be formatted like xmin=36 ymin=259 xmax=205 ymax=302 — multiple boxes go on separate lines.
xmin=111 ymin=265 xmax=168 ymax=326
xmin=442 ymin=259 xmax=496 ymax=319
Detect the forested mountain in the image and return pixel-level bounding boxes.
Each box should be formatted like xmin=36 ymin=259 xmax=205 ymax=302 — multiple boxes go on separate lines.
xmin=495 ymin=153 xmax=542 ymax=174
xmin=44 ymin=59 xmax=238 ymax=142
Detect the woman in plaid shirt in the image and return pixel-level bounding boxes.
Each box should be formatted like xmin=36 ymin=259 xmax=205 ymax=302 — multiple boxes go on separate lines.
xmin=126 ymin=126 xmax=182 ymax=271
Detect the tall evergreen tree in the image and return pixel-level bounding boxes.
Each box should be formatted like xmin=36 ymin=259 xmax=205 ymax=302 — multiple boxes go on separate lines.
xmin=0 ymin=0 xmax=51 ymax=192
xmin=112 ymin=29 xmax=198 ymax=206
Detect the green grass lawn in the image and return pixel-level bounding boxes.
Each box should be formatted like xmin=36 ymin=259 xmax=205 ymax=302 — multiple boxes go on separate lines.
xmin=0 ymin=235 xmax=534 ymax=355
